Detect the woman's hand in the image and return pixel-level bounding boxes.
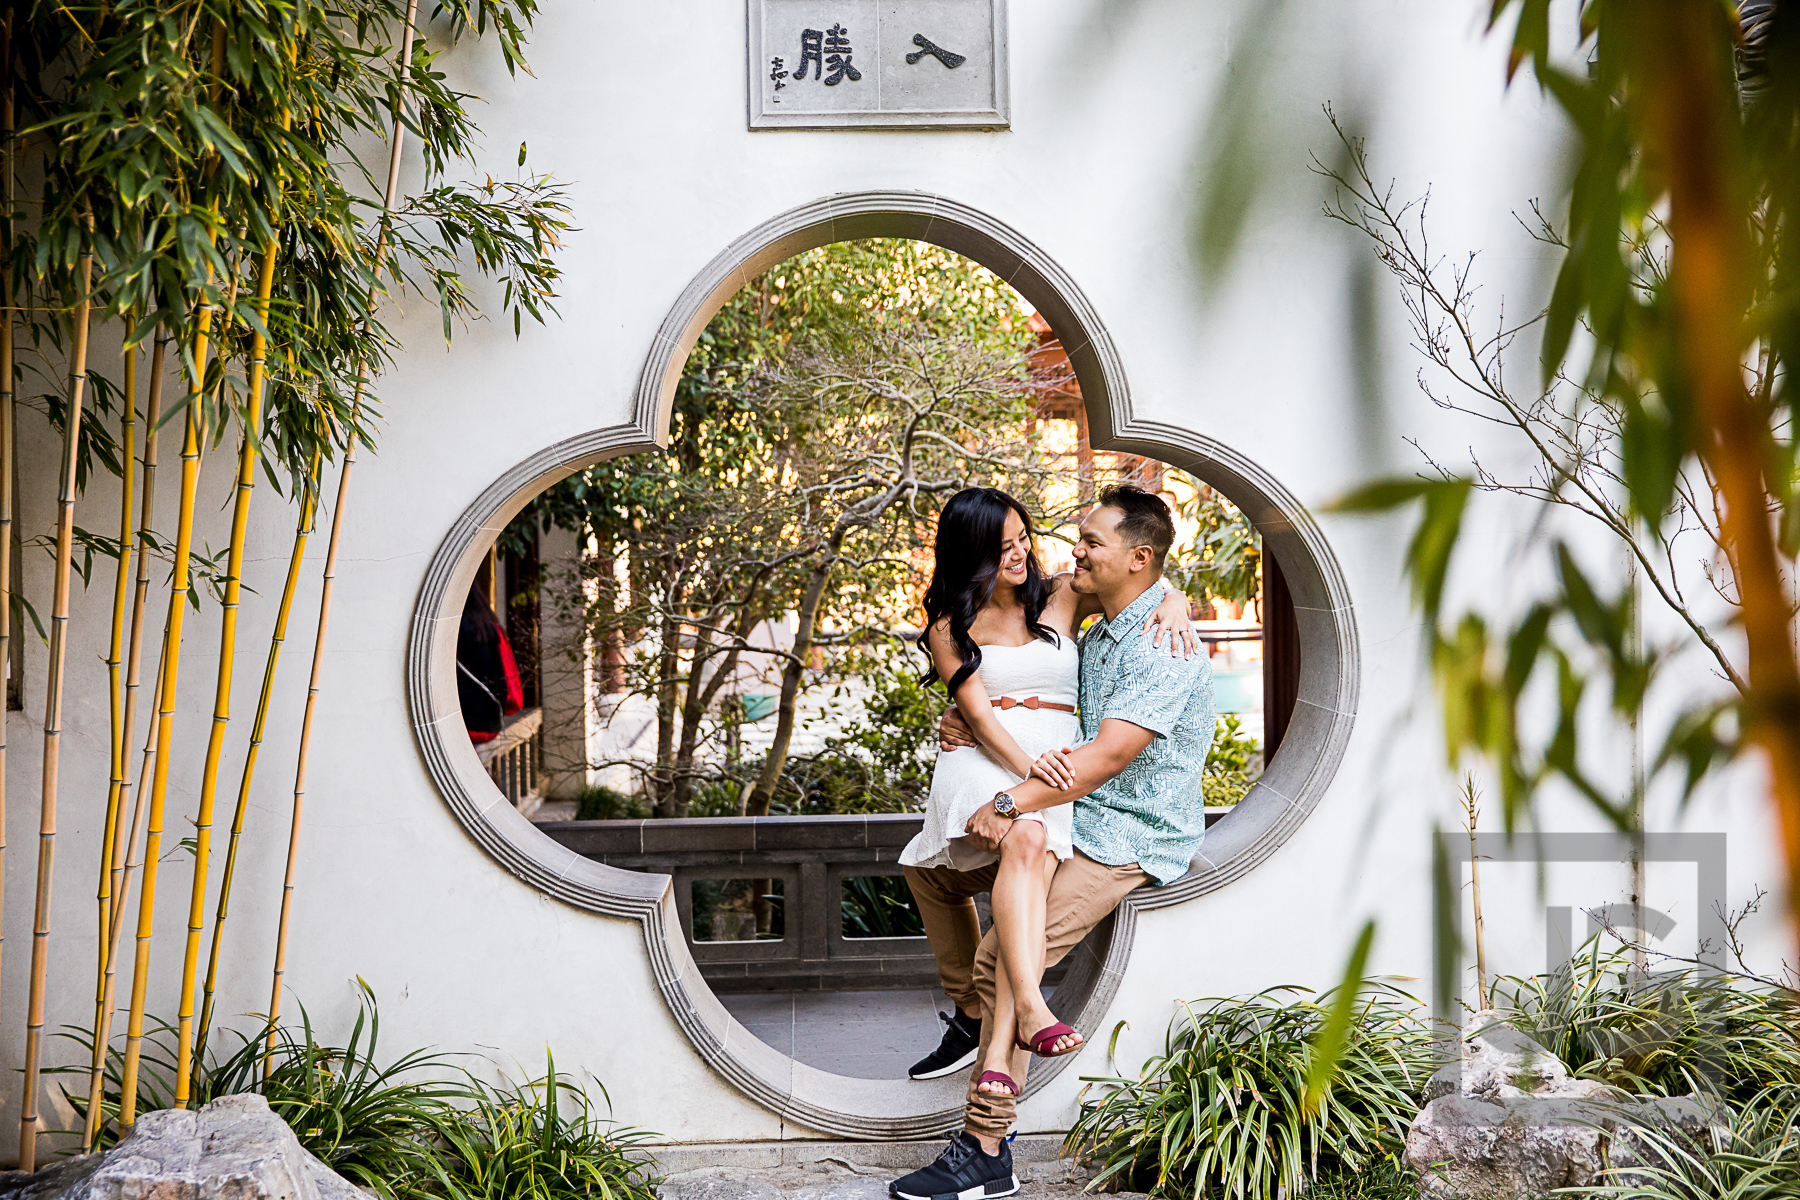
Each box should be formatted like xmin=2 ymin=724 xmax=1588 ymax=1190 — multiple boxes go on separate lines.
xmin=1143 ymin=588 xmax=1200 ymax=658
xmin=1031 ymin=747 xmax=1078 ymax=790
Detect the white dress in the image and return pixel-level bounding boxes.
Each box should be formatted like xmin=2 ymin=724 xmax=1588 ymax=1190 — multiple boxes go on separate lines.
xmin=900 ymin=637 xmax=1081 ymax=871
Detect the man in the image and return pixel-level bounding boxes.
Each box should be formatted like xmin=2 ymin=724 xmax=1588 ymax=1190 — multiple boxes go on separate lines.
xmin=891 ymin=485 xmax=1217 ymax=1200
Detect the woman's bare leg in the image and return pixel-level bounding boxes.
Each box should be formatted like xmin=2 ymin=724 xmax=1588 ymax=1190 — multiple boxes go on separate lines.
xmin=976 ymin=825 xmax=1076 ymax=1093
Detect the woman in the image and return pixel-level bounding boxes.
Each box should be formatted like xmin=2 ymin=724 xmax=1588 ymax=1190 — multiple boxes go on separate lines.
xmin=457 ymin=584 xmax=524 ymax=743
xmin=899 ymin=487 xmax=1194 ymax=1098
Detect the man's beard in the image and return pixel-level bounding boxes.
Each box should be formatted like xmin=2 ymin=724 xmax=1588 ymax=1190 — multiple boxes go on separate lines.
xmin=1069 ymin=569 xmax=1098 ymax=594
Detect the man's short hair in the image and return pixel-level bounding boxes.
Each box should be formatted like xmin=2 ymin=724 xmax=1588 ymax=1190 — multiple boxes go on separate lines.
xmin=1097 ymin=484 xmax=1176 ymax=571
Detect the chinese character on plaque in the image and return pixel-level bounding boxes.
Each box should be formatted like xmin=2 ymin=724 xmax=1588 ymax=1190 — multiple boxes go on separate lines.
xmin=748 ymin=0 xmax=1008 ymax=130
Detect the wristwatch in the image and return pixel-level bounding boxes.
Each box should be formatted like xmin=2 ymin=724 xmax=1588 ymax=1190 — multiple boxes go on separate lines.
xmin=993 ymin=792 xmax=1019 ymax=819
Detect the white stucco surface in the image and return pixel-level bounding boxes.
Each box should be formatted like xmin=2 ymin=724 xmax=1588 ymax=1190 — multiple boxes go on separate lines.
xmin=2 ymin=0 xmax=1792 ymax=1156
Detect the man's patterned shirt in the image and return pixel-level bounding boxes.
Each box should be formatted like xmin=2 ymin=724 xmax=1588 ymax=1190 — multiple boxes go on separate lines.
xmin=1071 ymin=582 xmax=1217 ymax=885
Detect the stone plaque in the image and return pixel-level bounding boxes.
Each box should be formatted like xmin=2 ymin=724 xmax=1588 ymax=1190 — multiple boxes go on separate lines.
xmin=748 ymin=0 xmax=1009 ymax=130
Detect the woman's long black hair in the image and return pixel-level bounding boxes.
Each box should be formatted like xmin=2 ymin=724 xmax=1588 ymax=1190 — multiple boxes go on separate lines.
xmin=919 ymin=487 xmax=1059 ymax=693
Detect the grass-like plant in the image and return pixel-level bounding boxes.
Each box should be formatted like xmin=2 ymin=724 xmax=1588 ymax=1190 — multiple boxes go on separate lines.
xmin=437 ymin=1055 xmax=660 ymax=1200
xmin=1490 ymin=943 xmax=1800 ymax=1104
xmin=1064 ymin=985 xmax=1433 ymax=1200
xmin=1571 ymin=1082 xmax=1799 ymax=1200
xmin=53 ymin=987 xmax=658 ymax=1200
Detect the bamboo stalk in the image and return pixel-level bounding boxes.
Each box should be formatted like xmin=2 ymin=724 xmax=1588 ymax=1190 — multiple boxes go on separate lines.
xmin=268 ymin=0 xmax=419 ymax=1055
xmin=118 ymin=327 xmax=213 ymax=1131
xmin=79 ymin=343 xmax=137 ymax=1138
xmin=88 ymin=629 xmax=170 ymax=1145
xmin=83 ymin=334 xmax=168 ymax=1151
xmin=174 ymin=237 xmax=280 ymax=1106
xmin=0 ymin=9 xmax=15 ymax=1015
xmin=18 ymin=244 xmax=95 ymax=1172
xmin=197 ymin=450 xmax=318 ymax=1065
xmin=1460 ymin=777 xmax=1488 ymax=1012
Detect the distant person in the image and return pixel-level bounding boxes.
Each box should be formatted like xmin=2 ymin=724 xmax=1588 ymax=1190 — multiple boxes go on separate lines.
xmin=898 ymin=487 xmax=1195 ymax=1087
xmin=890 ymin=486 xmax=1216 ymax=1200
xmin=457 ymin=586 xmax=523 ymax=743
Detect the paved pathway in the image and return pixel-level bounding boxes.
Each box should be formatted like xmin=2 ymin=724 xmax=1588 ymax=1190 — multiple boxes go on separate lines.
xmin=721 ymin=989 xmax=954 ymax=1079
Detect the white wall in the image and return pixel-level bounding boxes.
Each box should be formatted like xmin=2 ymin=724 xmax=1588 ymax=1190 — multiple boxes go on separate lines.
xmin=2 ymin=0 xmax=1791 ymax=1155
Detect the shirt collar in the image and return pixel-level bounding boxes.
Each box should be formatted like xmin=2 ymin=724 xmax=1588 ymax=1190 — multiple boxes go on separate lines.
xmin=1095 ymin=581 xmax=1167 ymax=642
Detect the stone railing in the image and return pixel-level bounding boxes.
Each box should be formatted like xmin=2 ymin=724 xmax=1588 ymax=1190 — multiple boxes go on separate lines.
xmin=477 ymin=707 xmax=544 ymax=816
xmin=539 ymin=808 xmax=1230 ymax=993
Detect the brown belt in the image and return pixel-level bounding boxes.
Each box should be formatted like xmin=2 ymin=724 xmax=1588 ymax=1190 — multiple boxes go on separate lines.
xmin=992 ymin=696 xmax=1076 ymax=713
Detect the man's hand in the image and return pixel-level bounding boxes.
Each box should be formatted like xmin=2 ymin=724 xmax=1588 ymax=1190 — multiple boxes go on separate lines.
xmin=1030 ymin=747 xmax=1078 ymax=790
xmin=964 ymin=803 xmax=1013 ymax=851
xmin=939 ymin=704 xmax=978 ymax=752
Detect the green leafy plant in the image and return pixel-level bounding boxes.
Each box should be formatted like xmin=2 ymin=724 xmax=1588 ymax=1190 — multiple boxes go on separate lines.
xmin=575 ymin=786 xmax=650 ymax=822
xmin=437 ymin=1054 xmax=661 ymax=1200
xmin=1490 ymin=943 xmax=1800 ymax=1106
xmin=54 ymin=987 xmax=659 ymax=1200
xmin=1202 ymin=713 xmax=1262 ymax=807
xmin=1569 ymin=1083 xmax=1800 ymax=1200
xmin=1065 ymin=985 xmax=1432 ymax=1200
xmin=1165 ymin=478 xmax=1262 ymax=611
xmin=840 ymin=874 xmax=926 ymax=939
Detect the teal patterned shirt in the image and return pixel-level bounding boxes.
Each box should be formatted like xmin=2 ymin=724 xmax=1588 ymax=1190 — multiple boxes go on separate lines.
xmin=1071 ymin=582 xmax=1217 ymax=885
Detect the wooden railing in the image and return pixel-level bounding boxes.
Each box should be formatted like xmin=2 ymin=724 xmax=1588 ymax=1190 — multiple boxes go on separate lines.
xmin=478 ymin=707 xmax=544 ymax=816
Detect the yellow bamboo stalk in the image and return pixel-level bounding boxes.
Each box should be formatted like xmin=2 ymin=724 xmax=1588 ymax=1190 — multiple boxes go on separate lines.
xmin=88 ymin=628 xmax=170 ymax=1145
xmin=0 ymin=9 xmax=16 ymax=1016
xmin=197 ymin=449 xmax=318 ymax=1065
xmin=268 ymin=0 xmax=419 ymax=1055
xmin=18 ymin=244 xmax=95 ymax=1171
xmin=174 ymin=237 xmax=279 ymax=1107
xmin=90 ymin=343 xmax=137 ymax=1028
xmin=118 ymin=317 xmax=214 ymax=1131
xmin=84 ymin=333 xmax=168 ymax=1150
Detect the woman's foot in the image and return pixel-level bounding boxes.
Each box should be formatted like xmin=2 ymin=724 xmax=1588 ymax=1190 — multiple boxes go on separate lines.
xmin=975 ymin=1057 xmax=1017 ymax=1096
xmin=1017 ymin=1013 xmax=1083 ymax=1057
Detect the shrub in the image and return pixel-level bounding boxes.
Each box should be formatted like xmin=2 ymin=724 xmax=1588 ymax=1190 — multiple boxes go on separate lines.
xmin=1065 ymin=985 xmax=1432 ymax=1200
xmin=575 ymin=786 xmax=649 ymax=821
xmin=1490 ymin=943 xmax=1800 ymax=1104
xmin=1569 ymin=1083 xmax=1800 ymax=1200
xmin=1203 ymin=713 xmax=1262 ymax=807
xmin=438 ymin=1055 xmax=660 ymax=1200
xmin=56 ymin=987 xmax=658 ymax=1200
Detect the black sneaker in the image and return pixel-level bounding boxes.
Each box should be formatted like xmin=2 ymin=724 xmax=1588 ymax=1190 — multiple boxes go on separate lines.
xmin=889 ymin=1132 xmax=1018 ymax=1200
xmin=909 ymin=1009 xmax=982 ymax=1080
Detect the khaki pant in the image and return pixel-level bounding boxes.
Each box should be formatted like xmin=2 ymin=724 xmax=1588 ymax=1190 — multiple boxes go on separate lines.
xmin=904 ymin=852 xmax=1149 ymax=1142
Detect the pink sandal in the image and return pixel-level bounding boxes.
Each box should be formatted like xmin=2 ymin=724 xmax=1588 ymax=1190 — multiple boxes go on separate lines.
xmin=1017 ymin=1021 xmax=1082 ymax=1057
xmin=976 ymin=1071 xmax=1019 ymax=1097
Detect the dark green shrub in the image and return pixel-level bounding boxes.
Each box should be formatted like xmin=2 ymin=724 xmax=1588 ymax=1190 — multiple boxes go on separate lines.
xmin=1065 ymin=985 xmax=1432 ymax=1200
xmin=1491 ymin=943 xmax=1800 ymax=1104
xmin=574 ymin=786 xmax=649 ymax=821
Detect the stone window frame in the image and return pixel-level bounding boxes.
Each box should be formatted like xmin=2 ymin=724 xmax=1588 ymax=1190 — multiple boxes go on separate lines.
xmin=405 ymin=191 xmax=1360 ymax=1139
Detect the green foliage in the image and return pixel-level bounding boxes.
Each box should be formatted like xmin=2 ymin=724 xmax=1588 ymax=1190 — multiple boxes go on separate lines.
xmin=10 ymin=0 xmax=570 ymax=494
xmin=821 ymin=647 xmax=939 ymax=812
xmin=1490 ymin=943 xmax=1800 ymax=1107
xmin=1065 ymin=985 xmax=1432 ymax=1200
xmin=1568 ymin=1083 xmax=1800 ymax=1200
xmin=437 ymin=1055 xmax=661 ymax=1200
xmin=53 ymin=986 xmax=659 ymax=1200
xmin=1202 ymin=713 xmax=1262 ymax=807
xmin=840 ymin=875 xmax=925 ymax=939
xmin=1165 ymin=475 xmax=1262 ymax=610
xmin=574 ymin=786 xmax=649 ymax=822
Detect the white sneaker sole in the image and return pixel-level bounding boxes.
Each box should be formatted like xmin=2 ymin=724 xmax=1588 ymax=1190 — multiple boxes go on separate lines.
xmin=908 ymin=1046 xmax=979 ymax=1080
xmin=891 ymin=1174 xmax=1019 ymax=1200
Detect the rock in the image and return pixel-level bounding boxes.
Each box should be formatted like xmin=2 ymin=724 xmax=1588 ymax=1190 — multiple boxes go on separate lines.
xmin=1405 ymin=1091 xmax=1724 ymax=1200
xmin=1424 ymin=1015 xmax=1576 ymax=1103
xmin=0 ymin=1095 xmax=370 ymax=1200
